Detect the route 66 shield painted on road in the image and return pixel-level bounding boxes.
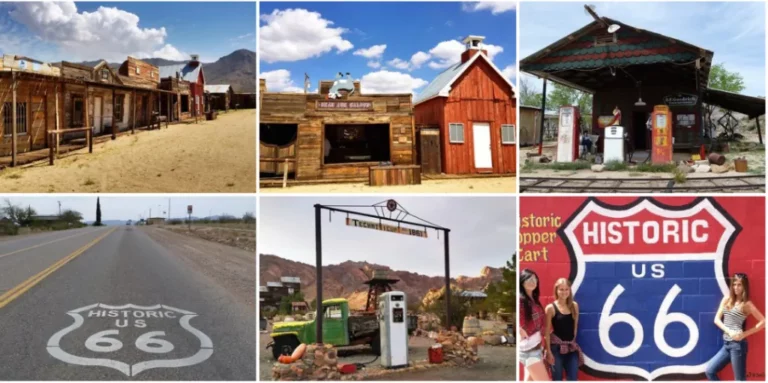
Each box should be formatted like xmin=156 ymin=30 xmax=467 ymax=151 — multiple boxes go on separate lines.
xmin=47 ymin=303 xmax=213 ymax=376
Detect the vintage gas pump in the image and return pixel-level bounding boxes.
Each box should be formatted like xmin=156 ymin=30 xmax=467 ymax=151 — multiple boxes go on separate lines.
xmin=556 ymin=106 xmax=580 ymax=162
xmin=379 ymin=291 xmax=408 ymax=368
xmin=651 ymin=105 xmax=673 ymax=163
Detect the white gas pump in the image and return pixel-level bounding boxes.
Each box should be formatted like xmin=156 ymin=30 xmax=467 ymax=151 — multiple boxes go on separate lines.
xmin=379 ymin=291 xmax=408 ymax=368
xmin=603 ymin=125 xmax=625 ymax=163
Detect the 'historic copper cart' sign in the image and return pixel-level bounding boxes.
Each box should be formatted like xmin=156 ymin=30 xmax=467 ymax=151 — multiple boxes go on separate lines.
xmin=316 ymin=100 xmax=374 ymax=111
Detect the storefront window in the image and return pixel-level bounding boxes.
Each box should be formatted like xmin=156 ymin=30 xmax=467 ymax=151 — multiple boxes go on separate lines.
xmin=324 ymin=124 xmax=390 ymax=164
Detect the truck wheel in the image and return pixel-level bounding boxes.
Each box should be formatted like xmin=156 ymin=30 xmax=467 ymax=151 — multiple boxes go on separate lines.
xmin=272 ymin=336 xmax=299 ymax=360
xmin=371 ymin=333 xmax=381 ymax=356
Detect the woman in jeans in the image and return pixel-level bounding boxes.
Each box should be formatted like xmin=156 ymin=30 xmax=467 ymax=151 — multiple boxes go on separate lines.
xmin=705 ymin=273 xmax=765 ymax=381
xmin=545 ymin=278 xmax=583 ymax=380
xmin=519 ymin=269 xmax=549 ymax=380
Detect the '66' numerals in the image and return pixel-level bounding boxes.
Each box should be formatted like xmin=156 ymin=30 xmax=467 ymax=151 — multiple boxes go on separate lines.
xmin=85 ymin=330 xmax=175 ymax=354
xmin=599 ymin=284 xmax=699 ymax=358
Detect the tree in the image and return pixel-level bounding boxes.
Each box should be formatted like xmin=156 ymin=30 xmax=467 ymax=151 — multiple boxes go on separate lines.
xmin=2 ymin=200 xmax=36 ymax=227
xmin=94 ymin=197 xmax=103 ymax=226
xmin=59 ymin=209 xmax=84 ymax=226
xmin=519 ymin=76 xmax=543 ymax=107
xmin=706 ymin=64 xmax=747 ymax=141
xmin=547 ymin=83 xmax=592 ymax=115
xmin=480 ymin=254 xmax=516 ymax=316
xmin=278 ymin=292 xmax=306 ymax=315
xmin=243 ymin=212 xmax=256 ymax=224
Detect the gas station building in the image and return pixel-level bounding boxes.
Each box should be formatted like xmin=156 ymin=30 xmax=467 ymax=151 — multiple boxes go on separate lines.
xmin=520 ymin=15 xmax=765 ymax=158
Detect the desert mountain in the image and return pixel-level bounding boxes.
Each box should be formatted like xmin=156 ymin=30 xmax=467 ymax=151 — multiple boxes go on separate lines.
xmin=260 ymin=254 xmax=503 ymax=309
xmin=78 ymin=49 xmax=256 ymax=93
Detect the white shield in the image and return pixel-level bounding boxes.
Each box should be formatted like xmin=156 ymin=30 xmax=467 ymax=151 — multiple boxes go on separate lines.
xmin=47 ymin=303 xmax=213 ymax=377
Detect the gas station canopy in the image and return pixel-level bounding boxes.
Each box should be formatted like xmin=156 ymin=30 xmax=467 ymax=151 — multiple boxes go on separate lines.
xmin=520 ymin=17 xmax=714 ymax=93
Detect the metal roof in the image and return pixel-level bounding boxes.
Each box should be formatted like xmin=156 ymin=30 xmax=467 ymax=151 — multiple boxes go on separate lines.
xmin=704 ymin=88 xmax=766 ymax=118
xmin=158 ymin=62 xmax=202 ymax=83
xmin=459 ymin=291 xmax=488 ymax=298
xmin=205 ymin=84 xmax=232 ymax=93
xmin=280 ymin=276 xmax=301 ymax=284
xmin=414 ymin=52 xmax=516 ymax=106
xmin=266 ymin=282 xmax=283 ymax=287
xmin=259 ymin=286 xmax=268 ymax=292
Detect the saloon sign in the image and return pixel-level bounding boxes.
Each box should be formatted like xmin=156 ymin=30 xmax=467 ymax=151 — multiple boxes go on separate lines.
xmin=519 ymin=197 xmax=765 ymax=381
xmin=316 ymin=100 xmax=373 ymax=111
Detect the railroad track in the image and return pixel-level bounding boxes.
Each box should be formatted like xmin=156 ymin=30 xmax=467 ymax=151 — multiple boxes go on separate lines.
xmin=520 ymin=174 xmax=766 ymax=193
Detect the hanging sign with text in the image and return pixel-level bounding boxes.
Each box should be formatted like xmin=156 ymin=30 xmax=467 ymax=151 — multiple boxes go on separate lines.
xmin=316 ymin=100 xmax=373 ymax=111
xmin=663 ymin=93 xmax=698 ymax=107
xmin=346 ymin=218 xmax=428 ymax=238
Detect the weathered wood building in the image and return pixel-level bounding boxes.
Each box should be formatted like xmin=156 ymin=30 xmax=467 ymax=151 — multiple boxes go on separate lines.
xmin=205 ymin=84 xmax=233 ymax=111
xmin=158 ymin=55 xmax=205 ymax=121
xmin=520 ymin=14 xmax=765 ymax=153
xmin=414 ymin=36 xmax=517 ymax=175
xmin=260 ymin=78 xmax=414 ymax=181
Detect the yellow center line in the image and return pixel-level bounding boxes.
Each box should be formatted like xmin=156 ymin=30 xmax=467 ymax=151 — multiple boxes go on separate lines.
xmin=0 ymin=227 xmax=116 ymax=309
xmin=0 ymin=228 xmax=106 ymax=260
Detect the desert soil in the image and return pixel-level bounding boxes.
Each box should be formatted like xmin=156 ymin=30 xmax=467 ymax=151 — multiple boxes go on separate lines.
xmin=0 ymin=109 xmax=256 ymax=192
xmin=159 ymin=223 xmax=256 ymax=252
xmin=142 ymin=226 xmax=255 ymax=307
xmin=261 ymin=176 xmax=516 ymax=194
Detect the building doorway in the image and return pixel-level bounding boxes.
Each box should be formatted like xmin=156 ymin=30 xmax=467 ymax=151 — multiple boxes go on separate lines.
xmin=633 ymin=111 xmax=649 ymax=151
xmin=323 ymin=124 xmax=390 ymax=164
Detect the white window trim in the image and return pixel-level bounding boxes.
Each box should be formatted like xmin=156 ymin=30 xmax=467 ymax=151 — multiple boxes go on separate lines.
xmin=449 ymin=122 xmax=464 ymax=144
xmin=501 ymin=124 xmax=516 ymax=144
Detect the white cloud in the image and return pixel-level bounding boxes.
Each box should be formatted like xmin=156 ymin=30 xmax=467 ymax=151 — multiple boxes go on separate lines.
xmin=360 ymin=70 xmax=428 ymax=94
xmin=427 ymin=39 xmax=504 ymax=69
xmin=386 ymin=51 xmax=432 ymax=71
xmin=410 ymin=51 xmax=431 ymax=69
xmin=151 ymin=44 xmax=187 ymax=61
xmin=259 ymin=8 xmax=353 ymax=63
xmin=354 ymin=44 xmax=386 ymax=59
xmin=462 ymin=1 xmax=516 ymax=15
xmin=367 ymin=61 xmax=381 ymax=69
xmin=259 ymin=69 xmax=305 ymax=93
xmin=8 ymin=1 xmax=185 ymax=62
xmin=501 ymin=64 xmax=516 ymax=84
xmin=387 ymin=58 xmax=411 ymax=70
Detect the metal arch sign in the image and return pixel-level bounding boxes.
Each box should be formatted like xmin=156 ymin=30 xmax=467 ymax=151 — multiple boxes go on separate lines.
xmin=345 ymin=218 xmax=428 ymax=238
xmin=47 ymin=304 xmax=213 ymax=376
xmin=558 ymin=197 xmax=739 ymax=381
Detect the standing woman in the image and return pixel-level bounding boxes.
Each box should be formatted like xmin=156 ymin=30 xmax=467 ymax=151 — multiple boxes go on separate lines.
xmin=705 ymin=273 xmax=765 ymax=381
xmin=519 ymin=269 xmax=549 ymax=381
xmin=545 ymin=278 xmax=583 ymax=380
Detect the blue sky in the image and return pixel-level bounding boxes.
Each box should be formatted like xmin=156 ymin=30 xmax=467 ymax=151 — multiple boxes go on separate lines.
xmin=259 ymin=1 xmax=516 ymax=95
xmin=0 ymin=2 xmax=255 ymax=63
xmin=259 ymin=196 xmax=516 ymax=277
xmin=520 ymin=2 xmax=766 ymax=97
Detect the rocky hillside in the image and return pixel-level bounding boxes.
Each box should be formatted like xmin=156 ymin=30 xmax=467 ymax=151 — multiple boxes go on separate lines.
xmin=259 ymin=254 xmax=503 ymax=309
xmin=79 ymin=49 xmax=256 ymax=93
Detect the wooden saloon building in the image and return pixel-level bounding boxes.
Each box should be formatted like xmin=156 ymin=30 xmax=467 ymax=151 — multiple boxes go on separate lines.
xmin=0 ymin=54 xmax=206 ymax=165
xmin=259 ymin=75 xmax=414 ymax=183
xmin=520 ymin=9 xmax=765 ymax=154
xmin=414 ymin=36 xmax=517 ymax=175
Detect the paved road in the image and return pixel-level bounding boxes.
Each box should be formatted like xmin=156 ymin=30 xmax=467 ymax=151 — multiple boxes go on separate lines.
xmin=0 ymin=226 xmax=255 ymax=380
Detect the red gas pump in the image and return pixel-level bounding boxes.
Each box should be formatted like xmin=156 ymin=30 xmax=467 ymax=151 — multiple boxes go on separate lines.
xmin=556 ymin=106 xmax=580 ymax=162
xmin=651 ymin=105 xmax=673 ymax=163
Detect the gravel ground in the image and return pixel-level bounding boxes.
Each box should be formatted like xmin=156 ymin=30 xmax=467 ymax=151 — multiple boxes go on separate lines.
xmin=261 ymin=176 xmax=516 ymax=193
xmin=259 ymin=324 xmax=515 ymax=381
xmin=160 ymin=224 xmax=256 ymax=252
xmin=0 ymin=109 xmax=256 ymax=193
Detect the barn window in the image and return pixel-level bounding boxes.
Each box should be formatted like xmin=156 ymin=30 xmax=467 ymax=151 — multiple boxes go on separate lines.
xmin=101 ymin=69 xmax=109 ymax=80
xmin=324 ymin=124 xmax=390 ymax=165
xmin=449 ymin=123 xmax=464 ymax=143
xmin=501 ymin=124 xmax=516 ymax=144
xmin=2 ymin=102 xmax=27 ymax=136
xmin=135 ymin=66 xmax=140 ymax=74
xmin=114 ymin=95 xmax=125 ymax=122
xmin=181 ymin=95 xmax=189 ymax=113
xmin=72 ymin=96 xmax=84 ymax=127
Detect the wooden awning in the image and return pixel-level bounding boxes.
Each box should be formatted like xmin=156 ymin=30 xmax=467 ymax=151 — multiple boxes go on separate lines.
xmin=704 ymin=88 xmax=765 ymax=118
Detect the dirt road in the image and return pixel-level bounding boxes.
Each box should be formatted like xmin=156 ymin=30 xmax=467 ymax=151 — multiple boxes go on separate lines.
xmin=0 ymin=110 xmax=256 ymax=193
xmin=261 ymin=176 xmax=516 ymax=193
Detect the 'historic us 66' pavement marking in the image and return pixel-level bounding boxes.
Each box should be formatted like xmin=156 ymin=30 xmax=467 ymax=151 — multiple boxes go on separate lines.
xmin=46 ymin=304 xmax=213 ymax=376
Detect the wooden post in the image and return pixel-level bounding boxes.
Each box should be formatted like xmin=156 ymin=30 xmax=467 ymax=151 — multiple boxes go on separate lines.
xmin=132 ymin=90 xmax=136 ymax=134
xmin=11 ymin=71 xmax=17 ymax=167
xmin=85 ymin=85 xmax=90 ymax=132
xmin=49 ymin=133 xmax=54 ymax=165
xmin=111 ymin=88 xmax=116 ymax=139
xmin=88 ymin=128 xmax=93 ymax=153
xmin=756 ymin=116 xmax=763 ymax=145
xmin=282 ymin=158 xmax=289 ymax=188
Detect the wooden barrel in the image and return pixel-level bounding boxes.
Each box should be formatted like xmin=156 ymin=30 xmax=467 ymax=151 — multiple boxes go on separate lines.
xmin=462 ymin=316 xmax=481 ymax=337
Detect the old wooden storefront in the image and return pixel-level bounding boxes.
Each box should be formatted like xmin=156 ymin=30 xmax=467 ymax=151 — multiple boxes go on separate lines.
xmin=260 ymin=79 xmax=414 ymax=182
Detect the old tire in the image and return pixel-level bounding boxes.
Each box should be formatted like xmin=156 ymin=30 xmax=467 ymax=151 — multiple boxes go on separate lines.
xmin=371 ymin=333 xmax=381 ymax=356
xmin=272 ymin=335 xmax=299 ymax=360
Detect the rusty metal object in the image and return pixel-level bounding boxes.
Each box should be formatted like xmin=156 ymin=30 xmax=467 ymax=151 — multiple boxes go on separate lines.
xmin=734 ymin=158 xmax=748 ymax=173
xmin=708 ymin=152 xmax=726 ymax=166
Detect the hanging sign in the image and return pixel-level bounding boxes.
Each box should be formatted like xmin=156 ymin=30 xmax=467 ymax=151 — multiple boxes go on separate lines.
xmin=346 ymin=218 xmax=428 ymax=238
xmin=316 ymin=100 xmax=373 ymax=111
xmin=663 ymin=93 xmax=698 ymax=107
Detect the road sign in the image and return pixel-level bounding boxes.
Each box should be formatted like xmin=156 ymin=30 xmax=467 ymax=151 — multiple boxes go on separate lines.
xmin=187 ymin=205 xmax=193 ymax=214
xmin=47 ymin=303 xmax=213 ymax=377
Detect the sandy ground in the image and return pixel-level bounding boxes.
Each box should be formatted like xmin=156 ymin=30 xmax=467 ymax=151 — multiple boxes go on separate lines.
xmin=261 ymin=176 xmax=516 ymax=194
xmin=142 ymin=226 xmax=255 ymax=307
xmin=259 ymin=320 xmax=514 ymax=381
xmin=160 ymin=223 xmax=256 ymax=252
xmin=0 ymin=109 xmax=256 ymax=192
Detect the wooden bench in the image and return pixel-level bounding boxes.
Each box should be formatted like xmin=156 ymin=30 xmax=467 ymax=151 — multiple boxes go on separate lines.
xmin=369 ymin=165 xmax=422 ymax=186
xmin=48 ymin=127 xmax=93 ymax=165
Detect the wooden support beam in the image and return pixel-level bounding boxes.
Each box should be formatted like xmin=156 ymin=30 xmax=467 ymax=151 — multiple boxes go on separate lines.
xmin=756 ymin=116 xmax=763 ymax=145
xmin=88 ymin=127 xmax=93 ymax=153
xmin=132 ymin=90 xmax=136 ymax=134
xmin=85 ymin=85 xmax=90 ymax=134
xmin=11 ymin=71 xmax=17 ymax=167
xmin=166 ymin=94 xmax=170 ymax=127
xmin=49 ymin=133 xmax=54 ymax=165
xmin=112 ymin=88 xmax=116 ymax=139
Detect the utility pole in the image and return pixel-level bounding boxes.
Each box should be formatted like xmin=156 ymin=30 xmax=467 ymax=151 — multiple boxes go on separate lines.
xmin=168 ymin=198 xmax=171 ymax=220
xmin=57 ymin=201 xmax=61 ymax=216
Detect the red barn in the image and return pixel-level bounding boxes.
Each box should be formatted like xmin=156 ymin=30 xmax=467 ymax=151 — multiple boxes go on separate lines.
xmin=414 ymin=36 xmax=516 ymax=175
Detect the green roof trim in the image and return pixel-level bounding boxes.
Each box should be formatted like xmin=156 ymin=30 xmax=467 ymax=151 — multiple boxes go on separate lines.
xmin=526 ymin=52 xmax=699 ymax=72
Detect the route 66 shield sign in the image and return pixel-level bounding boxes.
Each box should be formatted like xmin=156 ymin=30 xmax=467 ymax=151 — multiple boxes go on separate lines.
xmin=559 ymin=197 xmax=740 ymax=380
xmin=47 ymin=304 xmax=213 ymax=376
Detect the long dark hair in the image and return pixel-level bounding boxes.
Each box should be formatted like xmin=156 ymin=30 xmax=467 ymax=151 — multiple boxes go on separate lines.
xmin=520 ymin=268 xmax=542 ymax=324
xmin=726 ymin=273 xmax=750 ymax=309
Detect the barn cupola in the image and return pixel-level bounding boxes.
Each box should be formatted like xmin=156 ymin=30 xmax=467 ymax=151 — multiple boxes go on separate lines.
xmin=461 ymin=35 xmax=489 ymax=63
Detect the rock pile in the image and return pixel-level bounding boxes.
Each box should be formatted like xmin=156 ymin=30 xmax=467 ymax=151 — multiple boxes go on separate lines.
xmin=435 ymin=331 xmax=479 ymax=366
xmin=272 ymin=344 xmax=342 ymax=381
